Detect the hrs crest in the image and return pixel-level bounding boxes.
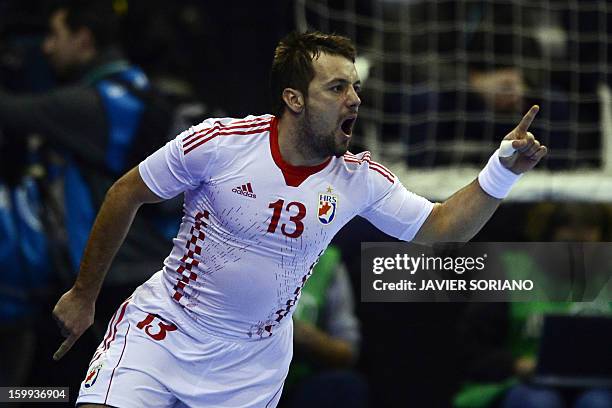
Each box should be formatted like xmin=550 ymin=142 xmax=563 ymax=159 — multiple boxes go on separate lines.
xmin=317 ymin=187 xmax=337 ymax=224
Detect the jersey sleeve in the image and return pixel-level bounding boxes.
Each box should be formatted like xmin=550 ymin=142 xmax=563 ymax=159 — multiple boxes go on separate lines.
xmin=138 ymin=120 xmax=220 ymax=199
xmin=359 ymin=166 xmax=434 ymax=242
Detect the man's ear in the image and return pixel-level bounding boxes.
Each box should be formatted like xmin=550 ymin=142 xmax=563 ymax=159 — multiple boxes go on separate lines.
xmin=282 ymin=88 xmax=305 ymax=114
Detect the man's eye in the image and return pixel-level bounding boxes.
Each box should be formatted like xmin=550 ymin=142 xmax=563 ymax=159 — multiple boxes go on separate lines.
xmin=331 ymin=85 xmax=343 ymax=92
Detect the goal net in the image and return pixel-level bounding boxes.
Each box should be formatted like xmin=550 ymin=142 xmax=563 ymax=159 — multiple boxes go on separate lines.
xmin=296 ymin=0 xmax=612 ymax=201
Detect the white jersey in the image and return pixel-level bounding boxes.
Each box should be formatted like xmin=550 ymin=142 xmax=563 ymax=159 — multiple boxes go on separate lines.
xmin=138 ymin=114 xmax=434 ymax=340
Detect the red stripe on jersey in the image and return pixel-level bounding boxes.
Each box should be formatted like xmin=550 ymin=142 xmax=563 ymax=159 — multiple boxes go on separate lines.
xmin=368 ymin=161 xmax=394 ymax=179
xmin=344 ymin=156 xmax=395 ymax=183
xmin=182 ymin=118 xmax=272 ymax=147
xmin=369 ymin=166 xmax=395 ymax=183
xmin=183 ymin=122 xmax=271 ymax=150
xmin=182 ymin=117 xmax=271 ymax=145
xmin=184 ymin=127 xmax=270 ymax=155
xmin=104 ymin=324 xmax=130 ymax=405
xmin=362 ymin=155 xmax=394 ymax=176
xmin=344 ymin=152 xmax=395 ymax=177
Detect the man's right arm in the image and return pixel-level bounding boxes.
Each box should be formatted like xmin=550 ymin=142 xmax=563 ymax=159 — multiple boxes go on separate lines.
xmin=52 ymin=166 xmax=164 ymax=360
xmin=52 ymin=116 xmax=219 ymax=360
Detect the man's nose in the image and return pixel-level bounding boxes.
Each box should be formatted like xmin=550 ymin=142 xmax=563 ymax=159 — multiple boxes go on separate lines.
xmin=347 ymin=85 xmax=361 ymax=109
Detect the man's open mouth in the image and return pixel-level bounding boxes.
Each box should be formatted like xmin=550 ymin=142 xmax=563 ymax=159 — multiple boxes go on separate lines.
xmin=341 ymin=116 xmax=357 ymax=135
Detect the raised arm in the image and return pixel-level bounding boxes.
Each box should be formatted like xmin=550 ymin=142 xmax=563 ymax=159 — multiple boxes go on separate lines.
xmin=52 ymin=166 xmax=164 ymax=360
xmin=414 ymin=105 xmax=546 ymax=244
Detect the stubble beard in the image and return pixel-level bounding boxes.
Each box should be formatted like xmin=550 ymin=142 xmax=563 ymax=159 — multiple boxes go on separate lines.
xmin=298 ymin=107 xmax=349 ymax=160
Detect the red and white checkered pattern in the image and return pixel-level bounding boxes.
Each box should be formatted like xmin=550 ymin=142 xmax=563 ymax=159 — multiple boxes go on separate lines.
xmin=173 ymin=211 xmax=209 ymax=301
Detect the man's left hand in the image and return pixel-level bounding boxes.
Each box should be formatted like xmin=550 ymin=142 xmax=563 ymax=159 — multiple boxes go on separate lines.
xmin=499 ymin=105 xmax=548 ymax=174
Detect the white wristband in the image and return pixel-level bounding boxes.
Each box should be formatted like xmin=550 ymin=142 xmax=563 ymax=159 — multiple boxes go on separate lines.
xmin=478 ymin=149 xmax=522 ymax=199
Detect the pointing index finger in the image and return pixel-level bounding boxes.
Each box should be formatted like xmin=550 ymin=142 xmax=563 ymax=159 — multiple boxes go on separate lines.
xmin=54 ymin=335 xmax=77 ymax=361
xmin=517 ymin=105 xmax=539 ymax=133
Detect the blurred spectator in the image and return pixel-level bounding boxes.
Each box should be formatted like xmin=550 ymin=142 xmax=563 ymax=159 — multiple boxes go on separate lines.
xmin=390 ymin=1 xmax=579 ymax=168
xmin=0 ymin=0 xmax=176 ymax=394
xmin=454 ymin=203 xmax=612 ymax=408
xmin=0 ymin=147 xmax=49 ymax=386
xmin=281 ymin=245 xmax=368 ymax=408
xmin=0 ymin=0 xmax=57 ymax=388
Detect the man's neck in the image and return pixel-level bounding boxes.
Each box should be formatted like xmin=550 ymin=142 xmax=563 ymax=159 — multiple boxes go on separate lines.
xmin=80 ymin=49 xmax=130 ymax=84
xmin=277 ymin=114 xmax=329 ymax=167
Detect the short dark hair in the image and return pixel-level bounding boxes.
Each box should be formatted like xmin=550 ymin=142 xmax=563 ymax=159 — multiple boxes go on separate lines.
xmin=270 ymin=31 xmax=357 ymax=117
xmin=53 ymin=0 xmax=119 ymax=51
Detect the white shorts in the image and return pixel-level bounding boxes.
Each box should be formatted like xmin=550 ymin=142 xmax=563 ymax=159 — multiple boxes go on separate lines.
xmin=77 ymin=272 xmax=293 ymax=408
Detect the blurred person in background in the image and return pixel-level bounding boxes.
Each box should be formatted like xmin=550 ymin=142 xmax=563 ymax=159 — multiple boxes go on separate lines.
xmin=0 ymin=136 xmax=49 ymax=388
xmin=281 ymin=245 xmax=368 ymax=408
xmin=0 ymin=0 xmax=176 ymax=397
xmin=0 ymin=0 xmax=55 ymax=388
xmin=394 ymin=1 xmax=576 ymax=168
xmin=454 ymin=202 xmax=612 ymax=408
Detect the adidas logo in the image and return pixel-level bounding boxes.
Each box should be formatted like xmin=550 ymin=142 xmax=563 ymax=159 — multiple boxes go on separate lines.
xmin=232 ymin=182 xmax=257 ymax=198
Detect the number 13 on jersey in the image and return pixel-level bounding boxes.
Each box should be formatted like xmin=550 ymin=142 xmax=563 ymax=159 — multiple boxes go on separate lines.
xmin=267 ymin=199 xmax=306 ymax=238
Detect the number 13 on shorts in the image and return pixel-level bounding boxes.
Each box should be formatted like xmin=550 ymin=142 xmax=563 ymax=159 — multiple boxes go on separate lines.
xmin=136 ymin=313 xmax=177 ymax=341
